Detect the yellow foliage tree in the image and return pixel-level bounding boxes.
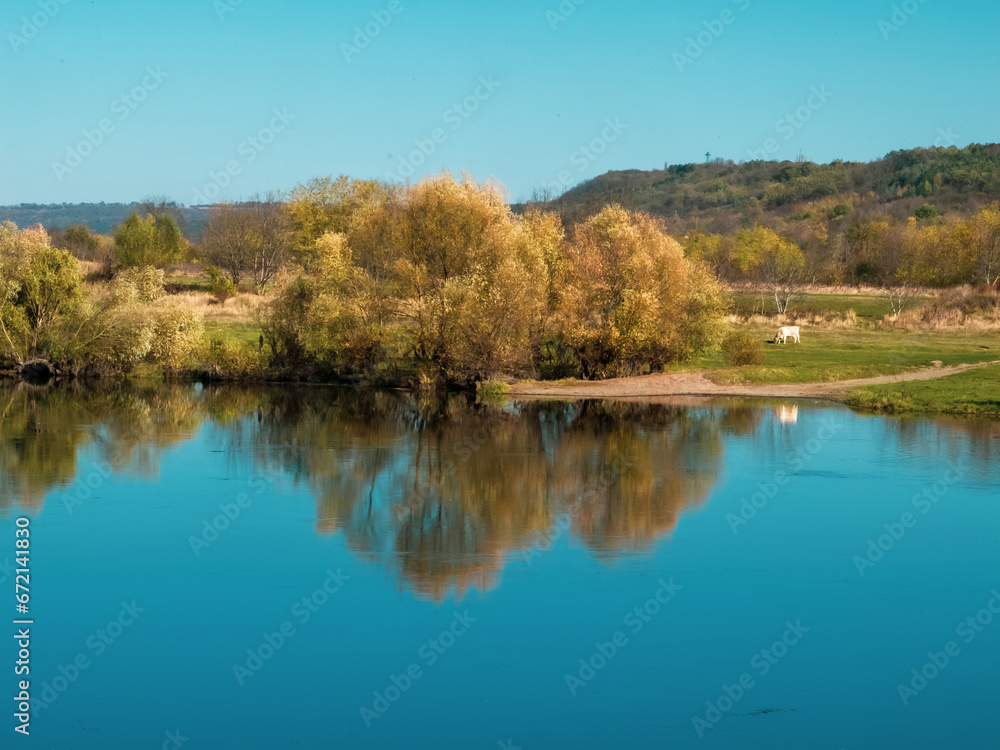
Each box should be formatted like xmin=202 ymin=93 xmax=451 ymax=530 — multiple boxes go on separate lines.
xmin=561 ymin=205 xmax=724 ymax=378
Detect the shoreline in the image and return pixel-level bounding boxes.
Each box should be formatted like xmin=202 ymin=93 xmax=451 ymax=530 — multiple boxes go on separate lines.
xmin=509 ymin=361 xmax=996 ymax=403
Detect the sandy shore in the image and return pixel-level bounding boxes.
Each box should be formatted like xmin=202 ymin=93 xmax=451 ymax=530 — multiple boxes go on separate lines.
xmin=510 ymin=362 xmax=993 ymax=402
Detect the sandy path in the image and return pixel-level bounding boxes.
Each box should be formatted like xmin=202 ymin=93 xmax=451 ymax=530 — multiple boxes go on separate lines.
xmin=510 ymin=361 xmax=996 ymax=402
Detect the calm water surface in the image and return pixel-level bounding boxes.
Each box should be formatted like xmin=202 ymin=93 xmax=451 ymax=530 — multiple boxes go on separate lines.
xmin=1 ymin=383 xmax=998 ymax=749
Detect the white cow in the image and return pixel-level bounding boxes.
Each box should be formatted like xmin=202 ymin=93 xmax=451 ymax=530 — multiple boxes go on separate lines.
xmin=773 ymin=326 xmax=800 ymax=344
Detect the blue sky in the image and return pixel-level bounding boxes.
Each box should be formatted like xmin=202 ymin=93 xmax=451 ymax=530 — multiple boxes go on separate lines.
xmin=2 ymin=0 xmax=997 ymax=205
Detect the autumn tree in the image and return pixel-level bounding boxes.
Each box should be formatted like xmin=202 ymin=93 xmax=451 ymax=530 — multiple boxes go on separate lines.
xmin=393 ymin=174 xmax=548 ymax=381
xmin=62 ymin=225 xmax=100 ymax=259
xmin=846 ymin=217 xmax=890 ymax=282
xmin=201 ymin=195 xmax=292 ymax=288
xmin=561 ymin=205 xmax=724 ymax=378
xmin=732 ymin=226 xmax=805 ymax=313
xmin=969 ymin=206 xmax=1000 ymax=286
xmin=113 ymin=212 xmax=186 ymax=268
xmin=136 ymin=196 xmax=189 ymax=236
xmin=0 ymin=222 xmax=83 ymax=362
xmin=287 ymin=176 xmax=389 ymax=268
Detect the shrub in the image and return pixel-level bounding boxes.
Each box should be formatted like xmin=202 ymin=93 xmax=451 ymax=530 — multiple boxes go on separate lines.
xmin=204 ymin=265 xmax=238 ymax=304
xmin=476 ymin=380 xmax=510 ymax=400
xmin=112 ymin=266 xmax=165 ymax=303
xmin=113 ymin=213 xmax=186 ymax=268
xmin=146 ymin=303 xmax=204 ymax=369
xmin=722 ymin=331 xmax=766 ymax=366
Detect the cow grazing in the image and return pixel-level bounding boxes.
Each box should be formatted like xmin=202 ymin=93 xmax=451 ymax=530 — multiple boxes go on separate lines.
xmin=773 ymin=326 xmax=800 ymax=344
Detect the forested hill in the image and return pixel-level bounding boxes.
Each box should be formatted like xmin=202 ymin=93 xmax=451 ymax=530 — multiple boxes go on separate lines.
xmin=541 ymin=143 xmax=1000 ymax=232
xmin=0 ymin=202 xmax=211 ymax=237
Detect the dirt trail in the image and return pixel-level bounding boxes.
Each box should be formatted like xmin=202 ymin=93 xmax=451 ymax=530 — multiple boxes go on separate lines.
xmin=510 ymin=361 xmax=996 ymax=402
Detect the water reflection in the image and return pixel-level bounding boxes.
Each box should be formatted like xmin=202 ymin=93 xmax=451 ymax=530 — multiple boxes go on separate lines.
xmin=2 ymin=381 xmax=997 ymax=600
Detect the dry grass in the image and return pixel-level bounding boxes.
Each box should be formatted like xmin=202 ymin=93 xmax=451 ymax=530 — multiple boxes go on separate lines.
xmin=170 ymin=291 xmax=266 ymax=325
xmin=724 ymin=282 xmax=942 ymax=297
xmin=731 ymin=310 xmax=859 ymax=330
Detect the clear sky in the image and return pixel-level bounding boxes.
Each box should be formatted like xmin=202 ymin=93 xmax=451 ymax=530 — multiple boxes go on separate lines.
xmin=2 ymin=0 xmax=998 ymax=205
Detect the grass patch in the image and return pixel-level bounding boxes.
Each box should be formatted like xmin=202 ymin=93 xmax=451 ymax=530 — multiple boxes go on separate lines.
xmin=203 ymin=322 xmax=262 ymax=348
xmin=477 ymin=380 xmax=511 ymax=400
xmin=729 ymin=291 xmax=931 ymax=320
xmin=702 ymin=328 xmax=998 ymax=385
xmin=163 ymin=274 xmax=212 ymax=293
xmin=846 ymin=363 xmax=1000 ymax=417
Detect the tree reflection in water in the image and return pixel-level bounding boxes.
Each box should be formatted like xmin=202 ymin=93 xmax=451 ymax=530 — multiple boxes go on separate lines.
xmin=3 ymin=381 xmax=995 ymax=601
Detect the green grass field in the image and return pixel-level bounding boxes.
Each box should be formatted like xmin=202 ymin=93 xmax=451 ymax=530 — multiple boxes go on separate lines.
xmin=728 ymin=291 xmax=928 ymax=320
xmin=686 ymin=328 xmax=999 ymax=385
xmin=203 ymin=322 xmax=261 ymax=347
xmin=846 ymin=362 xmax=1000 ymax=417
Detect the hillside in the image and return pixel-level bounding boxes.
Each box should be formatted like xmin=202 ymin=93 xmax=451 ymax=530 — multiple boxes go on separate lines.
xmin=0 ymin=202 xmax=211 ymax=238
xmin=539 ymin=143 xmax=1000 ymax=232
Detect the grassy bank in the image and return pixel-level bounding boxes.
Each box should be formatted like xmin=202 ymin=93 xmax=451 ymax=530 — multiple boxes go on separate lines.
xmin=845 ymin=362 xmax=1000 ymax=417
xmin=670 ymin=328 xmax=996 ymax=385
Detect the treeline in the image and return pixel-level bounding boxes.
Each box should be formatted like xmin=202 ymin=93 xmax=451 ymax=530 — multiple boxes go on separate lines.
xmin=539 ymin=144 xmax=1000 ymax=293
xmin=265 ymin=175 xmax=724 ymax=383
xmin=0 ymin=200 xmax=210 ymax=237
xmin=0 ymin=222 xmax=202 ymax=376
xmin=680 ymin=203 xmax=1000 ymax=313
xmin=1 ymin=174 xmax=725 ymax=384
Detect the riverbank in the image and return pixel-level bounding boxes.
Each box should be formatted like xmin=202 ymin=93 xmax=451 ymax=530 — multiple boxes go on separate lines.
xmin=511 ymin=361 xmax=1000 ymax=414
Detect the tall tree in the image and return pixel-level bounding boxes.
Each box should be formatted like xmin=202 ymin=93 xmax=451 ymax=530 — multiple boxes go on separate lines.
xmin=287 ymin=176 xmax=389 ymax=268
xmin=201 ymin=195 xmax=292 ymax=288
xmin=732 ymin=226 xmax=805 ymax=313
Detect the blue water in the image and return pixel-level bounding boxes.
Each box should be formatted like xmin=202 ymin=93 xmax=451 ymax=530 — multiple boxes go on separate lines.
xmin=2 ymin=385 xmax=998 ymax=749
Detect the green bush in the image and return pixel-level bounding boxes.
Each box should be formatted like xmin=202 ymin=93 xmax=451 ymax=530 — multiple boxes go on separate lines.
xmin=721 ymin=331 xmax=766 ymax=366
xmin=476 ymin=380 xmax=510 ymax=400
xmin=204 ymin=265 xmax=238 ymax=304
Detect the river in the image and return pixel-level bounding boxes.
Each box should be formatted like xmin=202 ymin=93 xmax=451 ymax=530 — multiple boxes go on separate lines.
xmin=1 ymin=382 xmax=998 ymax=749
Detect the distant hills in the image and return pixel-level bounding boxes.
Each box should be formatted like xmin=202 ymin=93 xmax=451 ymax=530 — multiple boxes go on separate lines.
xmin=0 ymin=203 xmax=211 ymax=238
xmin=532 ymin=143 xmax=1000 ymax=231
xmin=4 ymin=144 xmax=999 ymax=240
